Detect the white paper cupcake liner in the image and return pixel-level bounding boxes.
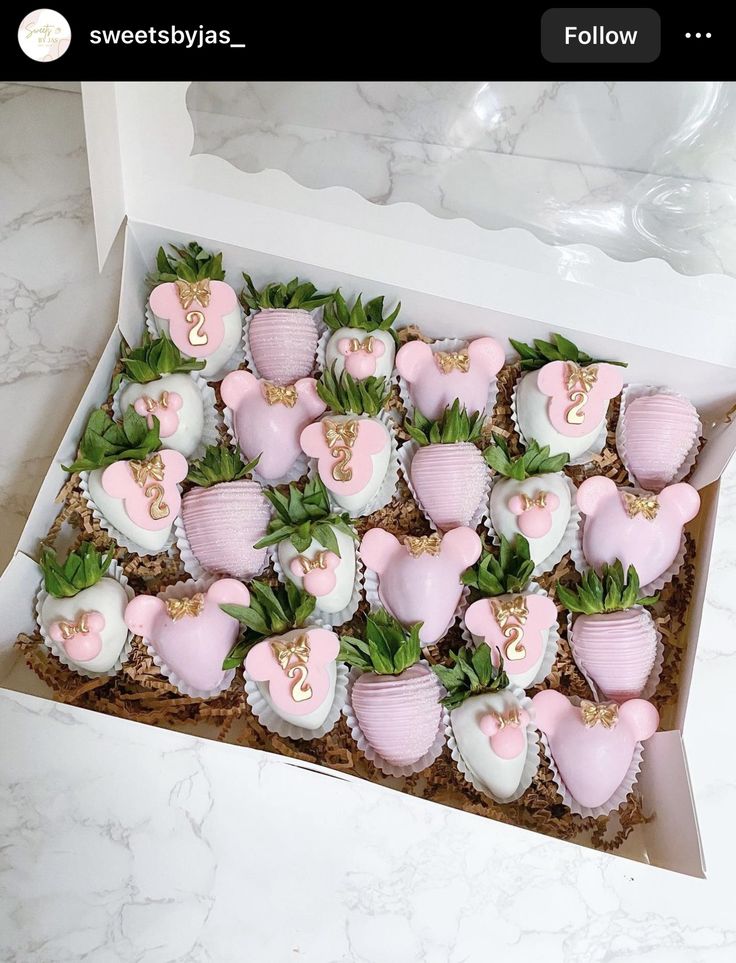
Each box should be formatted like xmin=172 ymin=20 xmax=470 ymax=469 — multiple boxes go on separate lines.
xmin=139 ymin=576 xmax=236 ymax=700
xmin=536 ymin=695 xmax=648 ymax=818
xmin=461 ymin=581 xmax=560 ymax=689
xmin=485 ymin=472 xmax=580 ymax=577
xmin=306 ymin=408 xmax=400 ymax=518
xmin=399 ymin=440 xmax=491 ymax=533
xmin=145 ymin=302 xmax=245 ymax=377
xmin=246 ymin=659 xmax=348 ymax=742
xmin=363 ymin=564 xmax=471 ymax=643
xmin=566 ymin=611 xmax=664 ymax=704
xmin=172 ymin=511 xmax=270 ymax=583
xmin=78 ymin=471 xmax=178 ymax=558
xmin=342 ymin=662 xmax=449 ymax=777
xmin=397 ymin=336 xmax=499 ymax=421
xmin=447 ymin=684 xmax=540 ymax=804
xmin=271 ymin=543 xmax=364 ymax=628
xmin=616 ymin=384 xmax=703 ymax=491
xmin=35 ymin=559 xmax=135 ymax=679
xmin=510 ymin=371 xmax=608 ymax=467
xmin=112 ymin=371 xmax=220 ymax=462
xmin=571 ymin=500 xmax=688 ymax=595
xmin=222 ymin=403 xmax=310 ymax=487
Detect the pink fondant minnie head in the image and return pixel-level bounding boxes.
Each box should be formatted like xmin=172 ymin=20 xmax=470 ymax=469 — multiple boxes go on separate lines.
xmin=323 ymin=290 xmax=400 ymax=382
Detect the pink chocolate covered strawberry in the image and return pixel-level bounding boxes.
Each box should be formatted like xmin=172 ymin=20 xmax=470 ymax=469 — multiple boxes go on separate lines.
xmin=242 ymin=274 xmax=333 ymax=384
xmin=148 ymin=242 xmax=243 ymax=380
xmin=557 ymin=561 xmax=659 ymax=703
xmin=576 ymin=476 xmax=700 ymax=589
xmin=341 ymin=609 xmax=444 ymax=771
xmin=463 ymin=536 xmax=558 ymax=690
xmin=396 ymin=336 xmax=505 ymax=419
xmin=404 ymin=400 xmax=489 ymax=532
xmin=179 ymin=445 xmax=270 ymax=580
xmin=221 ymin=370 xmax=326 ymax=482
xmin=360 ymin=527 xmax=482 ymax=645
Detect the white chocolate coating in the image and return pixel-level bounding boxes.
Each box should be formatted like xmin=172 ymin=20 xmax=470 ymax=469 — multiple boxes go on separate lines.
xmin=277 ymin=527 xmax=356 ymax=614
xmin=257 ymin=660 xmax=337 ymax=730
xmin=119 ymin=373 xmax=205 ymax=459
xmin=88 ymin=469 xmax=173 ymax=554
xmin=152 ymin=305 xmax=242 ymax=380
xmin=516 ymin=370 xmax=604 ymax=458
xmin=489 ymin=472 xmax=572 ymax=567
xmin=324 ymin=328 xmax=396 ymax=381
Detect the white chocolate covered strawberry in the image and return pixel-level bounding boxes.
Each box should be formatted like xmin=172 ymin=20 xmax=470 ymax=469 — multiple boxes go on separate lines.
xmin=148 ymin=242 xmax=243 ymax=379
xmin=242 ymin=274 xmax=333 ymax=384
xmin=322 ymin=290 xmax=399 ymax=381
xmin=511 ymin=334 xmax=626 ymax=460
xmin=404 ymin=401 xmax=489 ymax=532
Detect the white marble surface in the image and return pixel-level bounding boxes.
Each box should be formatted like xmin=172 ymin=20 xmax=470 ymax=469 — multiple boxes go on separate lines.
xmin=2 ymin=81 xmax=736 ymax=961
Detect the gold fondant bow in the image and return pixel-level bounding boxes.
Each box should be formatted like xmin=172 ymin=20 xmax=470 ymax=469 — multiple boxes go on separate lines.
xmin=323 ymin=419 xmax=359 ymax=450
xmin=129 ymin=452 xmax=166 ymax=488
xmin=270 ymin=634 xmax=311 ymax=671
xmin=349 ymin=336 xmax=375 ymax=353
xmin=165 ymin=594 xmax=205 ymax=621
xmin=565 ymin=361 xmax=598 ymax=393
xmin=580 ymin=699 xmax=619 ymax=729
xmin=435 ymin=350 xmax=470 ymax=374
xmin=622 ymin=492 xmax=660 ymax=521
xmin=175 ymin=277 xmax=211 ymax=310
xmin=404 ymin=533 xmax=442 ymax=558
xmin=263 ymin=382 xmax=298 ymax=408
xmin=492 ymin=595 xmax=529 ymax=627
xmin=493 ymin=708 xmax=521 ymax=731
xmin=57 ymin=613 xmax=90 ymax=640
xmin=521 ymin=492 xmax=548 ymax=511
xmin=294 ymin=551 xmax=329 ymax=574
xmin=142 ymin=391 xmax=170 ymax=413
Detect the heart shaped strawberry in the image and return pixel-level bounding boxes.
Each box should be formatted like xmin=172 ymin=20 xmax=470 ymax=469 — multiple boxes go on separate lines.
xmin=148 ymin=242 xmax=242 ymax=379
xmin=576 ymin=476 xmax=700 ymax=588
xmin=533 ymin=690 xmax=659 ymax=811
xmin=322 ymin=291 xmax=399 ymax=382
xmin=511 ymin=334 xmax=626 ymax=459
xmin=341 ymin=610 xmax=444 ymax=770
xmin=463 ymin=537 xmax=558 ymax=690
xmin=180 ymin=446 xmax=271 ymax=580
xmin=242 ymin=274 xmax=333 ymax=384
xmin=405 ymin=401 xmax=489 ymax=531
xmin=221 ymin=370 xmax=326 ymax=482
xmin=125 ymin=579 xmax=250 ymax=697
xmin=434 ymin=644 xmax=537 ymax=802
xmin=38 ymin=542 xmax=132 ymax=676
xmin=396 ymin=336 xmax=505 ymax=419
xmin=360 ymin=527 xmax=481 ymax=645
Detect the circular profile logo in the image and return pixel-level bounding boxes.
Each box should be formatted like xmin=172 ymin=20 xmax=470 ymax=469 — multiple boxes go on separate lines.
xmin=18 ymin=9 xmax=71 ymax=62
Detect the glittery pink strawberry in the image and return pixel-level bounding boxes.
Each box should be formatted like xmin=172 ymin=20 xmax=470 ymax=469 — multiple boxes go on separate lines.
xmin=617 ymin=390 xmax=700 ymax=492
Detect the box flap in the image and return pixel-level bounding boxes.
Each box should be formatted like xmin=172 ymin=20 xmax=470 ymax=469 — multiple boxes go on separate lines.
xmin=81 ymin=83 xmax=126 ymax=271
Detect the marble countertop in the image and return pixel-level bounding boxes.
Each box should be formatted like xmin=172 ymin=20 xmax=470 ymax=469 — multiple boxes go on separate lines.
xmin=2 ymin=82 xmax=736 ymax=962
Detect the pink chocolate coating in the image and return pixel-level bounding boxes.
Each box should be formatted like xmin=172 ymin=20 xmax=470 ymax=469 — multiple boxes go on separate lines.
xmin=181 ymin=480 xmax=270 ymax=580
xmin=533 ymin=690 xmax=659 ymax=810
xmin=245 ymin=628 xmax=339 ymax=717
xmin=300 ymin=417 xmax=388 ymax=496
xmin=465 ymin=593 xmax=558 ymax=679
xmin=619 ymin=393 xmax=700 ymax=491
xmin=248 ymin=308 xmax=318 ymax=384
xmin=570 ymin=609 xmax=658 ymax=703
xmin=351 ymin=664 xmax=442 ymax=766
xmin=537 ymin=360 xmax=624 ymax=438
xmin=149 ymin=280 xmax=236 ymax=357
xmin=101 ymin=450 xmax=188 ymax=531
xmin=410 ymin=443 xmax=487 ymax=531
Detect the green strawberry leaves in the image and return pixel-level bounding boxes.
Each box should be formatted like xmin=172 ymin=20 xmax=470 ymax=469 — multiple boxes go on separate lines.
xmin=432 ymin=644 xmax=509 ymax=710
xmin=254 ymin=476 xmax=356 ymax=555
xmin=322 ymin=290 xmax=401 ymax=342
xmin=509 ymin=333 xmax=627 ymax=371
xmin=556 ymin=561 xmax=658 ymax=615
xmin=186 ymin=445 xmax=259 ymax=488
xmin=240 ymin=274 xmax=334 ymax=313
xmin=339 ymin=609 xmax=422 ymax=676
xmin=317 ymin=363 xmax=390 ymax=416
xmin=63 ymin=406 xmax=161 ymax=474
xmin=462 ymin=535 xmax=535 ymax=597
xmin=39 ymin=542 xmax=115 ymax=599
xmin=483 ymin=434 xmax=569 ymax=479
xmin=405 ymin=399 xmax=486 ymax=447
xmin=116 ymin=333 xmax=206 ymax=386
xmin=147 ymin=242 xmax=226 ymax=285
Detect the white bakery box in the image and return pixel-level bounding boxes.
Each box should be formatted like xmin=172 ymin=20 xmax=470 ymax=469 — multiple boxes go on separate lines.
xmin=2 ymin=81 xmax=735 ymax=878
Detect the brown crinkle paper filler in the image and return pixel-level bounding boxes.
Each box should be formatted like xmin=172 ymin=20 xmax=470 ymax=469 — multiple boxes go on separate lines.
xmin=17 ymin=360 xmax=697 ymax=855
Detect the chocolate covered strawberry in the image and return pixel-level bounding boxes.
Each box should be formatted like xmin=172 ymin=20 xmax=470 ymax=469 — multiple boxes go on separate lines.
xmin=254 ymin=476 xmax=357 ymax=621
xmin=242 ymin=274 xmax=333 ymax=384
xmin=300 ymin=365 xmax=394 ymax=516
xmin=65 ymin=407 xmax=188 ymax=555
xmin=223 ymin=580 xmax=344 ymax=738
xmin=463 ymin=536 xmax=558 ymax=690
xmin=405 ymin=400 xmax=488 ymax=531
xmin=511 ymin=334 xmax=626 ymax=460
xmin=485 ymin=435 xmax=573 ymax=572
xmin=115 ymin=333 xmax=207 ymax=459
xmin=148 ymin=242 xmax=243 ymax=379
xmin=557 ymin=561 xmax=659 ymax=703
xmin=434 ymin=645 xmax=537 ymax=803
xmin=37 ymin=542 xmax=132 ymax=677
xmin=341 ymin=609 xmax=444 ymax=771
xmin=221 ymin=369 xmax=326 ymax=482
xmin=179 ymin=445 xmax=270 ymax=580
xmin=323 ymin=290 xmax=400 ymax=381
